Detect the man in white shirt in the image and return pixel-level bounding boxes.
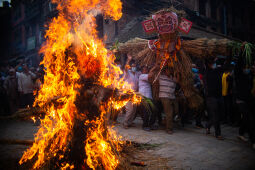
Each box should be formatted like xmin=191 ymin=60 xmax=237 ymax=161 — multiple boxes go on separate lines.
xmin=138 ymin=66 xmax=156 ymax=131
xmin=16 ymin=65 xmax=36 ymax=108
xmin=139 ymin=66 xmax=152 ymax=99
xmin=123 ymin=54 xmax=140 ymax=128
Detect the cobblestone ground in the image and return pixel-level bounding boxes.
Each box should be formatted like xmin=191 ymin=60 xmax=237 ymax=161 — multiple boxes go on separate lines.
xmin=115 ymin=115 xmax=255 ymax=170
xmin=0 ymin=116 xmax=255 ymax=170
xmin=0 ymin=119 xmax=38 ymax=169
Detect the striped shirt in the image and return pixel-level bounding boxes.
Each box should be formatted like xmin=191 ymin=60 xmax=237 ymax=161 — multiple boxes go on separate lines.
xmin=159 ymin=75 xmax=176 ymax=99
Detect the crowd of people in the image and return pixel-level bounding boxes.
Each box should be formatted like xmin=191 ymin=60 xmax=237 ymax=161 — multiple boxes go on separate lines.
xmin=0 ymin=61 xmax=44 ymax=115
xmin=114 ymin=54 xmax=255 ymax=150
xmin=1 ymin=54 xmax=255 ymax=150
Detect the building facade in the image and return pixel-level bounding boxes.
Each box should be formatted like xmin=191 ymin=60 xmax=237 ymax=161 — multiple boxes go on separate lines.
xmin=0 ymin=1 xmax=11 ymax=62
xmin=8 ymin=0 xmax=57 ymax=66
xmin=103 ymin=0 xmax=255 ymax=44
xmin=3 ymin=0 xmax=255 ymax=65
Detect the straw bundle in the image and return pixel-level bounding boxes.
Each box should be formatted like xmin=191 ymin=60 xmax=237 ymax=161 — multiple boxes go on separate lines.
xmin=118 ymin=38 xmax=148 ymax=56
xmin=174 ymin=49 xmax=203 ymax=108
xmin=118 ymin=37 xmax=235 ymax=108
xmin=136 ymin=48 xmax=156 ymax=67
xmin=118 ymin=38 xmax=233 ymax=63
xmin=182 ymin=38 xmax=233 ymax=58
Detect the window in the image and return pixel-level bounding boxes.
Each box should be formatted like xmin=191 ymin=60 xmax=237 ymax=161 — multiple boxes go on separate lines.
xmin=14 ymin=27 xmax=22 ymax=44
xmin=199 ymin=0 xmax=206 ymax=16
xmin=13 ymin=5 xmax=21 ymax=21
xmin=211 ymin=0 xmax=217 ymax=19
xmin=27 ymin=36 xmax=36 ymax=50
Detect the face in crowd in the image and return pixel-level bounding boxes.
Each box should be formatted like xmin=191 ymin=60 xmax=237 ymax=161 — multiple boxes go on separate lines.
xmin=9 ymin=69 xmax=16 ymax=78
xmin=131 ymin=63 xmax=137 ymax=73
xmin=142 ymin=66 xmax=149 ymax=74
xmin=23 ymin=65 xmax=29 ymax=73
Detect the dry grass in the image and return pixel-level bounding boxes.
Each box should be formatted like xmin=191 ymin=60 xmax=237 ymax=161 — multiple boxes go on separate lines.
xmin=118 ymin=142 xmax=172 ymax=170
xmin=118 ymin=37 xmax=208 ymax=108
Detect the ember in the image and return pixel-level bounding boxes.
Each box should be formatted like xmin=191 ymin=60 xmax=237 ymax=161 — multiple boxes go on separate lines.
xmin=19 ymin=0 xmax=140 ymax=169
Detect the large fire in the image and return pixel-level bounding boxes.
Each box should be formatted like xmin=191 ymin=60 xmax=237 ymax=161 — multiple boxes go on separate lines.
xmin=19 ymin=0 xmax=140 ymax=169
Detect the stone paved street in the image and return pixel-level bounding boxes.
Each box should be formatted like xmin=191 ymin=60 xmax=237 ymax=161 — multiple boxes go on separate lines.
xmin=0 ymin=116 xmax=255 ymax=170
xmin=114 ymin=115 xmax=255 ymax=170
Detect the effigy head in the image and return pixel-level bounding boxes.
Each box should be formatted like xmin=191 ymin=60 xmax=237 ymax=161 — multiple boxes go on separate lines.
xmin=152 ymin=11 xmax=178 ymax=35
xmin=141 ymin=8 xmax=192 ymax=37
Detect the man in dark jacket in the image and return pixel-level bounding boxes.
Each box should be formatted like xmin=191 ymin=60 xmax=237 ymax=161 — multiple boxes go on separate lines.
xmin=4 ymin=68 xmax=19 ymax=114
xmin=235 ymin=67 xmax=255 ymax=149
xmin=204 ymin=59 xmax=224 ymax=140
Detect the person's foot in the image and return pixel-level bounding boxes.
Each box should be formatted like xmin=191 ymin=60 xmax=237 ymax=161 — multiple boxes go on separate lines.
xmin=143 ymin=127 xmax=151 ymax=131
xmin=237 ymin=135 xmax=248 ymax=142
xmin=123 ymin=124 xmax=129 ymax=129
xmin=195 ymin=123 xmax=204 ymax=129
xmin=216 ymin=136 xmax=224 ymax=140
xmin=206 ymin=128 xmax=211 ymax=135
xmin=166 ymin=130 xmax=173 ymax=134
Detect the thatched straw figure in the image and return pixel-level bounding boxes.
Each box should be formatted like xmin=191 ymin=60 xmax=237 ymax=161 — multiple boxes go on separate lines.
xmin=117 ymin=6 xmax=254 ymax=108
xmin=120 ymin=8 xmax=205 ymax=108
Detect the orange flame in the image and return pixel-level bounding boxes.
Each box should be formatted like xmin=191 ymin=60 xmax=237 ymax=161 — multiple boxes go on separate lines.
xmin=31 ymin=116 xmax=36 ymax=123
xmin=19 ymin=0 xmax=140 ymax=169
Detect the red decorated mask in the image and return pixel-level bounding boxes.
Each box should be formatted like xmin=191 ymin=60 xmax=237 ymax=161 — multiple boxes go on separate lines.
xmin=152 ymin=12 xmax=178 ymax=34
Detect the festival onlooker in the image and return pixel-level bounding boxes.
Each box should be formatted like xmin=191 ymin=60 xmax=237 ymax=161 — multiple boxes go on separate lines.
xmin=192 ymin=65 xmax=204 ymax=128
xmin=159 ymin=67 xmax=178 ymax=134
xmin=3 ymin=68 xmax=19 ymax=114
xmin=0 ymin=66 xmax=10 ymax=115
xmin=138 ymin=66 xmax=156 ymax=131
xmin=16 ymin=65 xmax=36 ymax=108
xmin=236 ymin=66 xmax=255 ymax=149
xmin=204 ymin=59 xmax=224 ymax=140
xmin=123 ymin=54 xmax=140 ymax=129
xmin=35 ymin=69 xmax=44 ymax=91
xmin=175 ymin=84 xmax=187 ymax=127
xmin=250 ymin=65 xmax=255 ymax=149
xmin=222 ymin=65 xmax=234 ymax=124
xmin=250 ymin=65 xmax=255 ymax=97
xmin=148 ymin=64 xmax=163 ymax=127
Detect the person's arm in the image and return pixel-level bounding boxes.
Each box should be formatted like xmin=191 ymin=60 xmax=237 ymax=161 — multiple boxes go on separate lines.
xmin=17 ymin=74 xmax=23 ymax=93
xmin=125 ymin=54 xmax=132 ymax=71
xmin=148 ymin=64 xmax=160 ymax=83
xmin=174 ymin=72 xmax=180 ymax=84
xmin=29 ymin=71 xmax=36 ymax=79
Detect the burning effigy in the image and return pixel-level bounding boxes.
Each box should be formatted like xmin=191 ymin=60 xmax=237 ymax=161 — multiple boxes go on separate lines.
xmin=19 ymin=0 xmax=140 ymax=169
